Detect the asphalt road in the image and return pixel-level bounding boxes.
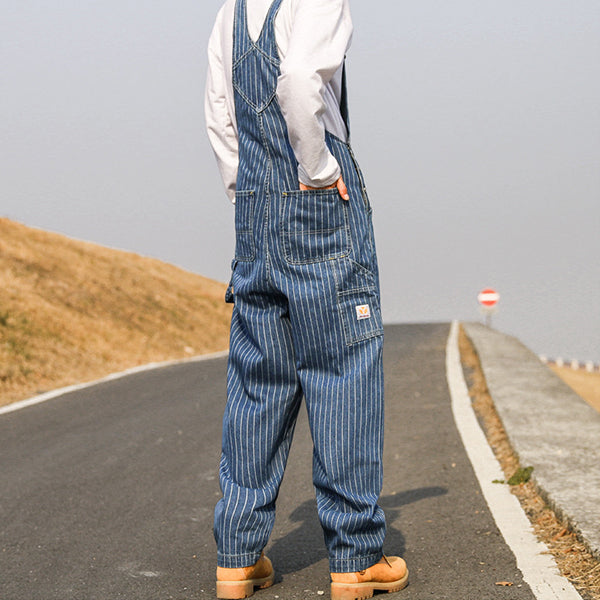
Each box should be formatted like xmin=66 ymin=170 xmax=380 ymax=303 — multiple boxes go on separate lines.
xmin=0 ymin=324 xmax=539 ymax=599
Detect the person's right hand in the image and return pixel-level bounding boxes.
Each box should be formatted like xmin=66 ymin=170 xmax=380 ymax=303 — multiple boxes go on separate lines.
xmin=299 ymin=176 xmax=349 ymax=201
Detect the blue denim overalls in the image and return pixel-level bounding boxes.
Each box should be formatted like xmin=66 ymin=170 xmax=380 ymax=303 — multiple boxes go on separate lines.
xmin=214 ymin=0 xmax=386 ymax=573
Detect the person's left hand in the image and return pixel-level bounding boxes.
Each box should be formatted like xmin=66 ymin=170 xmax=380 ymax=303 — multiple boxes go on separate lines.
xmin=300 ymin=176 xmax=349 ymax=201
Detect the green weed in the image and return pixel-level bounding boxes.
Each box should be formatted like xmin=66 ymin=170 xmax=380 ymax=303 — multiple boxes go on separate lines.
xmin=492 ymin=466 xmax=534 ymax=486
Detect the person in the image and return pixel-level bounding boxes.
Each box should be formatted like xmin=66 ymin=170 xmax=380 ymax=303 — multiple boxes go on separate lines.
xmin=205 ymin=1 xmax=408 ymax=598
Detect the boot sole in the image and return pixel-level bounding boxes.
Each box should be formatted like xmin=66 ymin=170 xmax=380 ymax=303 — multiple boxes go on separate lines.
xmin=331 ymin=569 xmax=409 ymax=600
xmin=216 ymin=572 xmax=275 ymax=599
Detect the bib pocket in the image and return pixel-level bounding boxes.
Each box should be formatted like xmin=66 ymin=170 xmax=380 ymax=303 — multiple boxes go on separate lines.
xmin=234 ymin=190 xmax=255 ymax=262
xmin=281 ymin=189 xmax=350 ymax=265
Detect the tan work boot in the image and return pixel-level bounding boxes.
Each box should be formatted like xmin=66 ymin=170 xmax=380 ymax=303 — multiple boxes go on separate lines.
xmin=216 ymin=553 xmax=274 ymax=599
xmin=330 ymin=555 xmax=408 ymax=600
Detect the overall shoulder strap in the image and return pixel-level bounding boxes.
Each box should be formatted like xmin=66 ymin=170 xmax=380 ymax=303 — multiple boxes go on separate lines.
xmin=233 ymin=0 xmax=252 ymax=63
xmin=264 ymin=0 xmax=284 ymax=28
xmin=256 ymin=0 xmax=284 ymax=59
xmin=340 ymin=61 xmax=351 ymax=138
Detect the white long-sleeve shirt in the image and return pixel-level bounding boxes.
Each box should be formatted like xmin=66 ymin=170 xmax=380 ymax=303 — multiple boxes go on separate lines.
xmin=205 ymin=0 xmax=353 ymax=201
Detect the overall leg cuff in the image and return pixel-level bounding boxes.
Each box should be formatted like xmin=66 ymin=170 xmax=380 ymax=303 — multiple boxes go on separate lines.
xmin=329 ymin=551 xmax=383 ymax=574
xmin=217 ymin=551 xmax=264 ymax=569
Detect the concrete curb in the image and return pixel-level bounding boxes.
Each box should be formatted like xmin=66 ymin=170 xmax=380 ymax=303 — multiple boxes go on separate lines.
xmin=462 ymin=321 xmax=600 ymax=561
xmin=540 ymin=356 xmax=600 ymax=373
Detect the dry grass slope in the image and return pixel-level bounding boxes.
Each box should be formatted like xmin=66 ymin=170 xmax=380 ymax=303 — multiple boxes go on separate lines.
xmin=550 ymin=365 xmax=600 ymax=413
xmin=0 ymin=218 xmax=232 ymax=407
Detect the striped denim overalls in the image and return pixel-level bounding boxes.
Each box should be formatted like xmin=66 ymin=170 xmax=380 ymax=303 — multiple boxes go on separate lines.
xmin=214 ymin=0 xmax=386 ymax=573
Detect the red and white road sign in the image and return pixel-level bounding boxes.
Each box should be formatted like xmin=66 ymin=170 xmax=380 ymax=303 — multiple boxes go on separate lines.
xmin=478 ymin=288 xmax=500 ymax=307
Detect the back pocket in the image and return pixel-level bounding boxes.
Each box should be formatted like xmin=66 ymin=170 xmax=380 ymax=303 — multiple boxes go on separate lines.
xmin=234 ymin=190 xmax=255 ymax=261
xmin=281 ymin=189 xmax=350 ymax=264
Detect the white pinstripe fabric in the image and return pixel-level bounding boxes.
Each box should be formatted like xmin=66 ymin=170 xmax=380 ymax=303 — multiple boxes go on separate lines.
xmin=214 ymin=0 xmax=386 ymax=573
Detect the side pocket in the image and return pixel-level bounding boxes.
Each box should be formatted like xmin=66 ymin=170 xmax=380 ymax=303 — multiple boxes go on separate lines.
xmin=234 ymin=190 xmax=255 ymax=261
xmin=347 ymin=144 xmax=372 ymax=213
xmin=224 ymin=260 xmax=237 ymax=304
xmin=225 ymin=259 xmax=237 ymax=304
xmin=337 ymin=287 xmax=383 ymax=346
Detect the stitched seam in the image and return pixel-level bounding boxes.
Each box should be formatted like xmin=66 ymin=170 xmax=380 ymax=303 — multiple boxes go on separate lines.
xmin=234 ymin=191 xmax=255 ymax=261
xmin=233 ymin=80 xmax=277 ymax=114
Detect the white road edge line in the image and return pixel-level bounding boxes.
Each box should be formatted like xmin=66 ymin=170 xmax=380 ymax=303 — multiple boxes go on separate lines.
xmin=0 ymin=350 xmax=230 ymax=417
xmin=446 ymin=320 xmax=582 ymax=600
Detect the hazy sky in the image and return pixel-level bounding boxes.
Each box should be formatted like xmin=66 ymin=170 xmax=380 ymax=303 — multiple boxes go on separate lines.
xmin=2 ymin=0 xmax=599 ymax=362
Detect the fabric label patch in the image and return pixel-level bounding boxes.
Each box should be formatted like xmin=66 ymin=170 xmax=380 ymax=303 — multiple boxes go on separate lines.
xmin=356 ymin=304 xmax=371 ymax=320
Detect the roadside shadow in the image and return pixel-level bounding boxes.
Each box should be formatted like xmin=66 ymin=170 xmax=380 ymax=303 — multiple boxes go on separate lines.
xmin=268 ymin=499 xmax=326 ymax=577
xmin=268 ymin=486 xmax=447 ymax=576
xmin=380 ymin=486 xmax=447 ymax=557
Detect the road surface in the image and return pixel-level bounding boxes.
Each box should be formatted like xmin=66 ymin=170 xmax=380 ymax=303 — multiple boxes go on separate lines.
xmin=0 ymin=324 xmax=548 ymax=599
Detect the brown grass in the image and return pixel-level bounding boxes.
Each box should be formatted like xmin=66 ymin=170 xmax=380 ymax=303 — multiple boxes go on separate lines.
xmin=0 ymin=218 xmax=232 ymax=407
xmin=549 ymin=365 xmax=600 ymax=413
xmin=459 ymin=324 xmax=600 ymax=600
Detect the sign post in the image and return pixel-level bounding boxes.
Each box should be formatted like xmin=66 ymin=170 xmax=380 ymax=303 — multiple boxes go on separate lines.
xmin=477 ymin=288 xmax=500 ymax=327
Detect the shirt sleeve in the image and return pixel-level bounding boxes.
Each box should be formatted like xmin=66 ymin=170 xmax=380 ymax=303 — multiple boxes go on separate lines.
xmin=205 ymin=7 xmax=238 ymax=202
xmin=276 ymin=0 xmax=353 ymax=188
